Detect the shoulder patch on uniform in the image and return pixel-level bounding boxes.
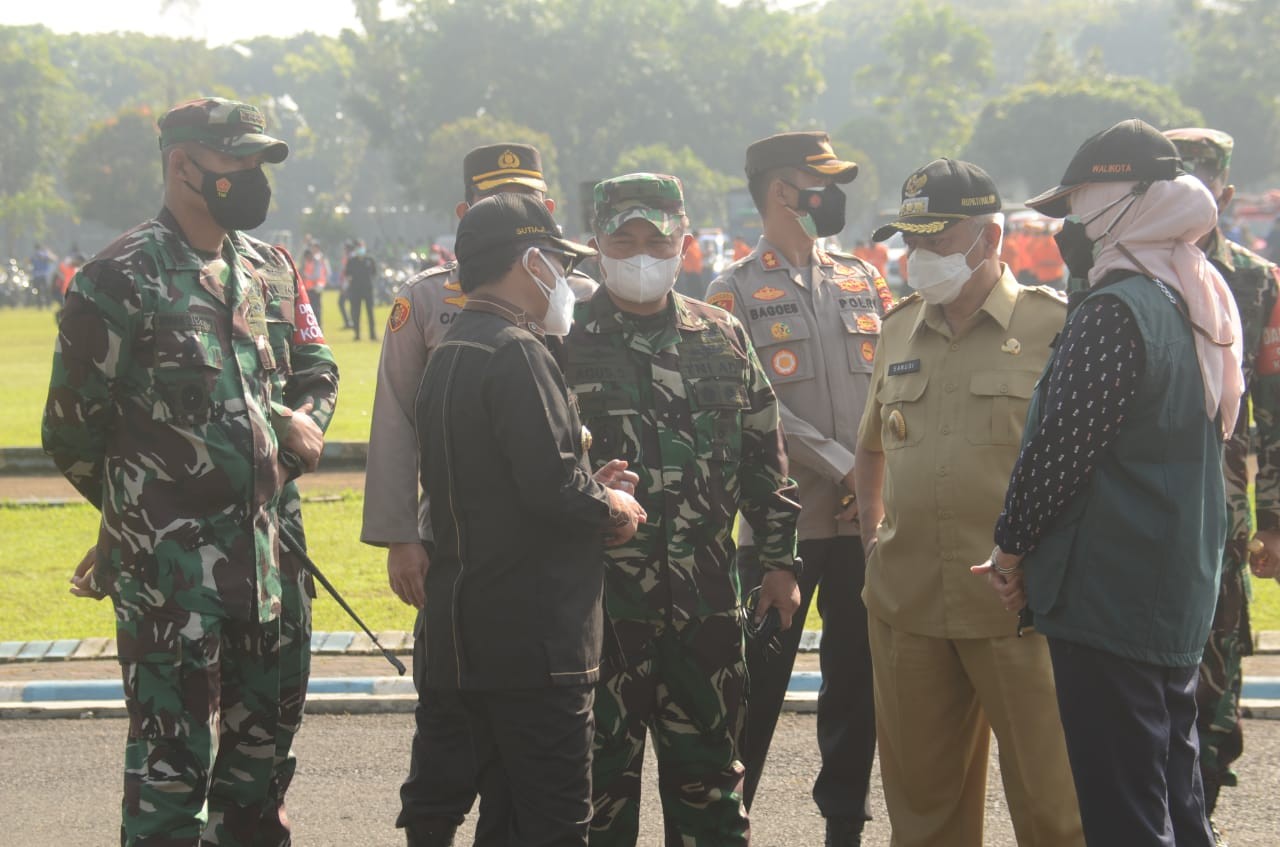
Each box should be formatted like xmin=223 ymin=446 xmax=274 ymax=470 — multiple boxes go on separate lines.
xmin=1028 ymin=285 xmax=1068 ymax=305
xmin=388 ymin=296 xmax=412 ymax=333
xmin=708 ymin=291 xmax=735 ymax=313
xmin=873 ymin=275 xmax=895 ymax=312
xmin=882 ymin=291 xmax=923 ymax=320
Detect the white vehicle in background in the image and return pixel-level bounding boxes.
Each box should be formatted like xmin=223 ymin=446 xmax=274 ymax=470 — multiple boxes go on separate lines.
xmin=697 ymin=229 xmax=732 ymax=278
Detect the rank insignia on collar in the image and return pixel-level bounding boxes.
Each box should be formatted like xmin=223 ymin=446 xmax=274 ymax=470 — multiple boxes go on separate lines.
xmin=753 ymin=285 xmax=785 ymax=301
xmin=445 ymin=293 xmax=467 ymax=308
xmin=761 ymin=251 xmax=781 ymax=270
xmin=443 ymin=280 xmax=462 ymax=291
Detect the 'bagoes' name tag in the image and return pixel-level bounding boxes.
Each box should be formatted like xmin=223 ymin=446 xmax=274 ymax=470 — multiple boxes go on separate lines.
xmin=887 ymin=359 xmax=921 ymax=377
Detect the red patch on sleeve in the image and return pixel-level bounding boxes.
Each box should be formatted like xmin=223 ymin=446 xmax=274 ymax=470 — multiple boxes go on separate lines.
xmin=1258 ymin=272 xmax=1280 ymax=376
xmin=293 ymin=284 xmax=325 ymax=345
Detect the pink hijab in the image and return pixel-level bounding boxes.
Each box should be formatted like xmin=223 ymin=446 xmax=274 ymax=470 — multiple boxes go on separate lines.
xmin=1073 ymin=175 xmax=1244 ymax=438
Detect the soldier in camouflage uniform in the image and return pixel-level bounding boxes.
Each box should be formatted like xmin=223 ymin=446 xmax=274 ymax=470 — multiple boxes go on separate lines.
xmin=564 ymin=174 xmax=801 ymax=845
xmin=45 ymin=97 xmax=339 ymax=847
xmin=1165 ymin=128 xmax=1280 ymax=831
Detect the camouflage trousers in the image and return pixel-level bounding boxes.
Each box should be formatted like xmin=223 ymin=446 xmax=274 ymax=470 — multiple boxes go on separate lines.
xmin=116 ymin=554 xmax=311 ymax=847
xmin=590 ymin=615 xmax=749 ymax=847
xmin=1196 ymin=544 xmax=1252 ymax=814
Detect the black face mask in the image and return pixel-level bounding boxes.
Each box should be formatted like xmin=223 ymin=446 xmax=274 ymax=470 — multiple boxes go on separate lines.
xmin=186 ymin=160 xmax=272 ymax=232
xmin=788 ymin=182 xmax=847 ymax=238
xmin=1054 ymin=219 xmax=1096 ymax=280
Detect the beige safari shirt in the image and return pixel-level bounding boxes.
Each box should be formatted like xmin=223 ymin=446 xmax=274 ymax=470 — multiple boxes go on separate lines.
xmin=707 ymin=236 xmax=892 ymax=541
xmin=858 ymin=266 xmax=1066 ymax=638
xmin=361 ymin=262 xmax=596 ymax=545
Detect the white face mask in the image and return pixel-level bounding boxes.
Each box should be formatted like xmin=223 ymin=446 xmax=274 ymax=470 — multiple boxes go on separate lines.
xmin=906 ymin=229 xmax=986 ymax=305
xmin=523 ymin=249 xmax=575 ymax=336
xmin=600 ymin=252 xmax=681 ymax=304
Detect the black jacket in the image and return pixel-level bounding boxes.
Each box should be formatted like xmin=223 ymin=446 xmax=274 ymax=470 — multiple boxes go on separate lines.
xmin=416 ymin=305 xmax=613 ymax=690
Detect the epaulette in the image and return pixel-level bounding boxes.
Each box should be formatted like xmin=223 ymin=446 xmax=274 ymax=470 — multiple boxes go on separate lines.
xmin=401 ymin=261 xmax=458 ymax=290
xmin=882 ymin=291 xmax=922 ymax=320
xmin=1026 ymin=284 xmax=1069 ymax=305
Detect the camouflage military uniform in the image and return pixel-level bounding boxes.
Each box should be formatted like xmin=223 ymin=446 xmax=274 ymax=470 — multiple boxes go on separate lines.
xmin=566 ymin=173 xmax=798 ymax=847
xmin=1198 ymin=230 xmax=1280 ymax=803
xmin=42 ymin=206 xmax=338 ymax=846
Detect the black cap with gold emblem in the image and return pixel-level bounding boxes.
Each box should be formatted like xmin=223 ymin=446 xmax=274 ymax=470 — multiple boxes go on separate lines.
xmin=463 ymin=143 xmax=548 ymax=196
xmin=745 ymin=131 xmax=859 ymax=183
xmin=872 ymin=158 xmax=1001 ymax=242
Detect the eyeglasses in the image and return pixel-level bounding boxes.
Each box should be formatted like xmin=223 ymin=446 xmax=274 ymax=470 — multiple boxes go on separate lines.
xmin=538 ymin=246 xmax=576 ymax=274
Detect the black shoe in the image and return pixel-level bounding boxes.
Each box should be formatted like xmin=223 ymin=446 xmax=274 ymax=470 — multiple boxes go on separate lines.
xmin=824 ymin=817 xmax=863 ymax=847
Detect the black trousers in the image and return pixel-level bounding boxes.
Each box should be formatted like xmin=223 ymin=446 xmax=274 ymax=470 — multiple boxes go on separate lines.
xmin=1049 ymin=637 xmax=1214 ymax=847
xmin=398 ymin=609 xmax=487 ymax=835
xmin=461 ymin=684 xmax=596 ymax=847
xmin=349 ymin=284 xmax=377 ymax=339
xmin=738 ymin=535 xmax=876 ymax=820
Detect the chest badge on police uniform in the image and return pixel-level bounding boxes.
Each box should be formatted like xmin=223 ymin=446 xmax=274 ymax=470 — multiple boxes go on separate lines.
xmin=888 ymin=409 xmax=907 ymax=441
xmin=1001 ymin=338 xmax=1022 ymax=355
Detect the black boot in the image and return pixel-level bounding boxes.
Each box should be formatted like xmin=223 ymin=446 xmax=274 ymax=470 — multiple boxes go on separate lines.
xmin=405 ymin=817 xmax=459 ymax=847
xmin=824 ymin=817 xmax=863 ymax=847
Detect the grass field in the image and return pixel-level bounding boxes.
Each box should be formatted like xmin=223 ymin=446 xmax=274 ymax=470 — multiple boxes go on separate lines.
xmin=0 ymin=292 xmax=390 ymax=446
xmin=2 ymin=302 xmax=1279 ymax=641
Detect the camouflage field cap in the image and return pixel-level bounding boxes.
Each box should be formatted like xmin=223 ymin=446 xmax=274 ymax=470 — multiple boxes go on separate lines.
xmin=1164 ymin=127 xmax=1234 ymax=183
xmin=464 ymin=143 xmax=548 ymax=194
xmin=745 ymin=131 xmax=858 ymax=183
xmin=593 ymin=173 xmax=687 ymax=236
xmin=872 ymin=158 xmax=1001 ymax=242
xmin=158 ymin=97 xmax=289 ymax=164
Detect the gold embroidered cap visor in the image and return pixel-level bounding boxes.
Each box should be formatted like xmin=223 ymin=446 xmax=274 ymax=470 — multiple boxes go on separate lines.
xmin=873 ymin=158 xmax=1002 ymax=242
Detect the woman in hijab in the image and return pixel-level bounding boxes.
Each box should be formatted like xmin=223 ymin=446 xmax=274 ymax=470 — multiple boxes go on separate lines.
xmin=973 ymin=119 xmax=1243 ymax=847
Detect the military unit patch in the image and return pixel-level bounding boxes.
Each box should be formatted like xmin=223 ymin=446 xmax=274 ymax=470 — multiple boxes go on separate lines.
xmin=861 ymin=340 xmax=876 ymax=362
xmin=836 ymin=277 xmax=869 ymax=294
xmin=388 ymin=297 xmax=411 ymax=333
xmin=770 ymin=348 xmax=799 ymax=377
xmin=708 ymin=291 xmax=736 ymax=313
xmin=855 ymin=314 xmax=881 ymax=334
xmin=770 ymin=322 xmax=792 ymax=341
xmin=753 ymin=285 xmax=785 ymax=301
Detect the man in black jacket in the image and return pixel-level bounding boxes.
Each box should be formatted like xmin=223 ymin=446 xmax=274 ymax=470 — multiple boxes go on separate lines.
xmin=415 ymin=193 xmax=646 ymax=846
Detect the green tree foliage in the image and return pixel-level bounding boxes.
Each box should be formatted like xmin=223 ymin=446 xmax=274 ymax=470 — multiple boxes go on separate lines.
xmin=1178 ymin=0 xmax=1280 ymax=185
xmin=0 ymin=28 xmax=75 ymax=252
xmin=859 ymin=0 xmax=994 ymax=183
xmin=963 ymin=76 xmax=1202 ymax=201
xmin=612 ymin=144 xmax=742 ymax=229
xmin=65 ymin=108 xmax=163 ymax=232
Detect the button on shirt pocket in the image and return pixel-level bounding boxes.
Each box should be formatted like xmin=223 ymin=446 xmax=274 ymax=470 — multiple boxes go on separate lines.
xmin=876 ymin=371 xmax=928 ymax=449
xmin=966 ymin=370 xmax=1039 ymax=445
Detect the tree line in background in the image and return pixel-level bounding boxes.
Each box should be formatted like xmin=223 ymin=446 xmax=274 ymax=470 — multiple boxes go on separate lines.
xmin=1 ymin=0 xmax=1276 ymax=258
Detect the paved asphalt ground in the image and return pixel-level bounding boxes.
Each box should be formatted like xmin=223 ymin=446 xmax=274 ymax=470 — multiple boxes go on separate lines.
xmin=3 ymin=711 xmax=1278 ymax=846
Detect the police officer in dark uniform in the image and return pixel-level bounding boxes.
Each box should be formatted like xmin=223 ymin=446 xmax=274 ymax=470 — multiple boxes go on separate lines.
xmin=415 ymin=193 xmax=646 ymax=847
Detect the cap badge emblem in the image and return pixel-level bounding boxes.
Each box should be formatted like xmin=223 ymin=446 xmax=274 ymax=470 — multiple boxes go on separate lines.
xmin=499 ymin=150 xmax=521 ymax=170
xmin=904 ymin=173 xmax=928 ymax=197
